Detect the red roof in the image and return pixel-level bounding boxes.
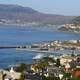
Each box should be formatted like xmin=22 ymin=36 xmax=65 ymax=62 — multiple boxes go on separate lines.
xmin=73 ymin=71 xmax=80 ymax=78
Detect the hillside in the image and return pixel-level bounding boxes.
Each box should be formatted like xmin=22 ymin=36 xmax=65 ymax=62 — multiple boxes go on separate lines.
xmin=72 ymin=16 xmax=80 ymax=25
xmin=0 ymin=4 xmax=76 ymax=25
xmin=58 ymin=16 xmax=80 ymax=33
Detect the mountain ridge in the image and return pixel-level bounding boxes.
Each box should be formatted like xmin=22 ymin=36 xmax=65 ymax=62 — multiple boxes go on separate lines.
xmin=0 ymin=4 xmax=76 ymax=25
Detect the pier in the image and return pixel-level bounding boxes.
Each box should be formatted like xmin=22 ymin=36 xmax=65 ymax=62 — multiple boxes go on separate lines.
xmin=0 ymin=45 xmax=18 ymax=49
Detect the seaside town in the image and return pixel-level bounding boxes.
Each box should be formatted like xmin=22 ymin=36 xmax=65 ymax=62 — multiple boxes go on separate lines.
xmin=16 ymin=40 xmax=80 ymax=52
xmin=58 ymin=24 xmax=80 ymax=33
xmin=0 ymin=40 xmax=80 ymax=80
xmin=0 ymin=1 xmax=80 ymax=80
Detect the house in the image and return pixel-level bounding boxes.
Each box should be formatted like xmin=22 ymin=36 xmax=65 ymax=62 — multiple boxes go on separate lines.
xmin=47 ymin=66 xmax=63 ymax=77
xmin=0 ymin=71 xmax=3 ymax=80
xmin=9 ymin=67 xmax=21 ymax=80
xmin=60 ymin=56 xmax=76 ymax=66
xmin=73 ymin=69 xmax=80 ymax=78
xmin=0 ymin=67 xmax=21 ymax=80
xmin=31 ymin=64 xmax=39 ymax=73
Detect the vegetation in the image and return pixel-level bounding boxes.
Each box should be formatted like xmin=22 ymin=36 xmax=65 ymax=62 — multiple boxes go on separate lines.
xmin=56 ymin=58 xmax=61 ymax=67
xmin=62 ymin=41 xmax=80 ymax=46
xmin=42 ymin=75 xmax=60 ymax=80
xmin=18 ymin=63 xmax=26 ymax=72
xmin=61 ymin=72 xmax=71 ymax=80
xmin=18 ymin=63 xmax=26 ymax=80
xmin=71 ymin=77 xmax=80 ymax=80
xmin=72 ymin=16 xmax=80 ymax=25
xmin=18 ymin=56 xmax=80 ymax=80
xmin=19 ymin=72 xmax=25 ymax=80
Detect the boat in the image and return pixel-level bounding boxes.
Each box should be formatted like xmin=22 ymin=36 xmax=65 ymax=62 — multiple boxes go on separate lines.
xmin=32 ymin=54 xmax=44 ymax=59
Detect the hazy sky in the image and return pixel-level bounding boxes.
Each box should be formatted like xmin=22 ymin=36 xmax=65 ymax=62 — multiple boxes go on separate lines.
xmin=0 ymin=0 xmax=80 ymax=16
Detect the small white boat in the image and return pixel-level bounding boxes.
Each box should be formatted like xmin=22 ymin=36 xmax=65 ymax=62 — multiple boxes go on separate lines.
xmin=33 ymin=54 xmax=44 ymax=59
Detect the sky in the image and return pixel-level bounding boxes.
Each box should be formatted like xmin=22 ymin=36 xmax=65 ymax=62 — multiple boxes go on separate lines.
xmin=0 ymin=0 xmax=80 ymax=16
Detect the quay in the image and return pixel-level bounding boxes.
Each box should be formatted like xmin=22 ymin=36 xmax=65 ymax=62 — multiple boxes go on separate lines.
xmin=16 ymin=48 xmax=55 ymax=53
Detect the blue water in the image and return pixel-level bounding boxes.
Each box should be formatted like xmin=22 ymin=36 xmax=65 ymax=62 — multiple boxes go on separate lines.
xmin=0 ymin=25 xmax=80 ymax=68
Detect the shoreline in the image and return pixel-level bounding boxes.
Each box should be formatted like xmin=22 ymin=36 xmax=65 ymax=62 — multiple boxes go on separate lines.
xmin=0 ymin=23 xmax=79 ymax=34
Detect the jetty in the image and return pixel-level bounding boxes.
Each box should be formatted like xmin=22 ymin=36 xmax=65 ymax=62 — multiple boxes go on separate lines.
xmin=0 ymin=45 xmax=17 ymax=49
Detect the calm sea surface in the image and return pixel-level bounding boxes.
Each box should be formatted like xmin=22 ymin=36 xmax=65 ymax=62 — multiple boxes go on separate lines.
xmin=0 ymin=25 xmax=80 ymax=68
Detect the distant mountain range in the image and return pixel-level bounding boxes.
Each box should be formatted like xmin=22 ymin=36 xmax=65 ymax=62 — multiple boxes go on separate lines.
xmin=0 ymin=4 xmax=76 ymax=25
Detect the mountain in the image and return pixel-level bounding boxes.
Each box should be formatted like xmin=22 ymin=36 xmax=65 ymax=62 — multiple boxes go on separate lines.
xmin=0 ymin=4 xmax=76 ymax=25
xmin=71 ymin=16 xmax=80 ymax=25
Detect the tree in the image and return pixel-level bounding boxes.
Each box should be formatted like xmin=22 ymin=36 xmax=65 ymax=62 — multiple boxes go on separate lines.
xmin=41 ymin=75 xmax=60 ymax=80
xmin=19 ymin=72 xmax=25 ymax=80
xmin=56 ymin=58 xmax=60 ymax=67
xmin=71 ymin=77 xmax=80 ymax=80
xmin=61 ymin=72 xmax=71 ymax=80
xmin=18 ymin=63 xmax=26 ymax=72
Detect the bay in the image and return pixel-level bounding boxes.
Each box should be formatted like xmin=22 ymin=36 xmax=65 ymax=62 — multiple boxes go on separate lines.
xmin=0 ymin=25 xmax=80 ymax=68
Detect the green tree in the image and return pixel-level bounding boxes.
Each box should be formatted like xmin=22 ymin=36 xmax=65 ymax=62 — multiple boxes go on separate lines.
xmin=41 ymin=75 xmax=60 ymax=80
xmin=18 ymin=63 xmax=26 ymax=72
xmin=71 ymin=77 xmax=80 ymax=80
xmin=56 ymin=58 xmax=60 ymax=67
xmin=61 ymin=72 xmax=71 ymax=80
xmin=19 ymin=72 xmax=25 ymax=80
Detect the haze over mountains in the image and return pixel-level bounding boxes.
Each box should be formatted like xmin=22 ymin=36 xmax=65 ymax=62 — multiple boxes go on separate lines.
xmin=0 ymin=4 xmax=76 ymax=25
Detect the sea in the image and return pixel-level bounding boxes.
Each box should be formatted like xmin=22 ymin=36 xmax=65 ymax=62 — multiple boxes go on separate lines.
xmin=0 ymin=25 xmax=80 ymax=68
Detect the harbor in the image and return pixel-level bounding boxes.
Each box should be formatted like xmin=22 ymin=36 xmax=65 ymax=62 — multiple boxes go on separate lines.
xmin=16 ymin=40 xmax=80 ymax=51
xmin=0 ymin=40 xmax=80 ymax=54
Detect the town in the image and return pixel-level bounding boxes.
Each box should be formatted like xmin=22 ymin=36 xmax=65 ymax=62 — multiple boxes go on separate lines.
xmin=58 ymin=24 xmax=80 ymax=33
xmin=0 ymin=51 xmax=80 ymax=80
xmin=0 ymin=40 xmax=80 ymax=80
xmin=16 ymin=40 xmax=80 ymax=53
xmin=0 ymin=0 xmax=80 ymax=80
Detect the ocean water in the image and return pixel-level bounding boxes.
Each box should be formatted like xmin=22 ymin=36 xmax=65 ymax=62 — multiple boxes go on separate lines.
xmin=0 ymin=25 xmax=80 ymax=68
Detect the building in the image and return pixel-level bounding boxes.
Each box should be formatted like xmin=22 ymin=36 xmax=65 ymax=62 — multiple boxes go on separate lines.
xmin=0 ymin=67 xmax=21 ymax=80
xmin=60 ymin=56 xmax=76 ymax=66
xmin=0 ymin=71 xmax=3 ymax=80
